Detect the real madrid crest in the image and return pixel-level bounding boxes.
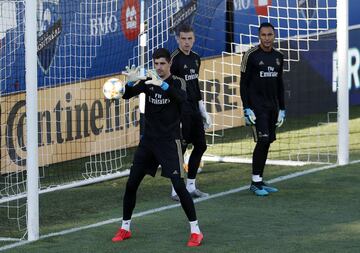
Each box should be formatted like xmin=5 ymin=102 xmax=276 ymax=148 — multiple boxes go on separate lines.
xmin=195 ymin=60 xmax=199 ymax=68
xmin=276 ymin=58 xmax=280 ymax=66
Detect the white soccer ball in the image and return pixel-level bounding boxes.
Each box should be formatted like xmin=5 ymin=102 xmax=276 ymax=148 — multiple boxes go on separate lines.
xmin=103 ymin=78 xmax=125 ymax=99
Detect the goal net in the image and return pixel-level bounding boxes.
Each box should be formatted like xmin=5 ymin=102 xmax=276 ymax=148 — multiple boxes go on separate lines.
xmin=197 ymin=0 xmax=340 ymax=165
xmin=1 ymin=0 xmax=140 ymax=240
xmin=146 ymin=0 xmax=341 ymax=166
xmin=1 ymin=0 xmax=358 ymax=244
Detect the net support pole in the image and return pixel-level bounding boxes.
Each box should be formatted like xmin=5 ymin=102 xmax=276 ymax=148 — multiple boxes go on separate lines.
xmin=25 ymin=0 xmax=39 ymax=241
xmin=336 ymin=0 xmax=349 ymax=165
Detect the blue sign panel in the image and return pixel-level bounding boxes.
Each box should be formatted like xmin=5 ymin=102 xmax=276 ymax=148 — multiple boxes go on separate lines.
xmin=1 ymin=0 xmax=139 ymax=93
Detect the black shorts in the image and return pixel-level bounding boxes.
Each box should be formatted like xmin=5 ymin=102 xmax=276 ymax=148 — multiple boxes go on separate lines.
xmin=181 ymin=112 xmax=206 ymax=146
xmin=131 ymin=137 xmax=184 ymax=178
xmin=251 ymin=109 xmax=278 ymax=143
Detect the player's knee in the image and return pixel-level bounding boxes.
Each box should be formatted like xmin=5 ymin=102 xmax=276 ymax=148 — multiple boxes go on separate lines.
xmin=126 ymin=176 xmax=141 ymax=193
xmin=171 ymin=177 xmax=186 ymax=192
xmin=125 ymin=180 xmax=137 ymax=193
xmin=257 ymin=136 xmax=271 ymax=146
xmin=194 ymin=142 xmax=207 ymax=154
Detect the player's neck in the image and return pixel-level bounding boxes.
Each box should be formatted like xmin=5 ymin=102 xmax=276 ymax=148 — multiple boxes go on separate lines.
xmin=161 ymin=73 xmax=171 ymax=80
xmin=179 ymin=48 xmax=191 ymax=55
xmin=259 ymin=44 xmax=272 ymax=52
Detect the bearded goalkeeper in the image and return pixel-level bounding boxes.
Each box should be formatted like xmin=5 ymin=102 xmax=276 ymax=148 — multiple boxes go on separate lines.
xmin=240 ymin=22 xmax=286 ymax=196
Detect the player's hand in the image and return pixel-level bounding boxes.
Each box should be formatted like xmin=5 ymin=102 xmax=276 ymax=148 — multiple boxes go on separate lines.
xmin=198 ymin=100 xmax=212 ymax=130
xmin=244 ymin=108 xmax=256 ymax=125
xmin=145 ymin=69 xmax=169 ymax=90
xmin=122 ymin=64 xmax=147 ymax=83
xmin=276 ymin=110 xmax=286 ymax=127
xmin=145 ymin=69 xmax=163 ymax=86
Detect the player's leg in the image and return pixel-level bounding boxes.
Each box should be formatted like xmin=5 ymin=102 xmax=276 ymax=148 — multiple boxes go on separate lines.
xmin=156 ymin=139 xmax=203 ymax=246
xmin=186 ymin=113 xmax=208 ymax=197
xmin=112 ymin=140 xmax=153 ymax=242
xmin=258 ymin=109 xmax=279 ymax=193
xmin=171 ymin=176 xmax=203 ymax=247
xmin=249 ymin=111 xmax=271 ymax=196
xmin=171 ymin=119 xmax=190 ymax=200
xmin=112 ymin=166 xmax=146 ymax=242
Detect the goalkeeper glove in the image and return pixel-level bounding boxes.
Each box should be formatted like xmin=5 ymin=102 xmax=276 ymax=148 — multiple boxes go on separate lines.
xmin=244 ymin=108 xmax=256 ymax=125
xmin=276 ymin=110 xmax=286 ymax=127
xmin=145 ymin=69 xmax=169 ymax=90
xmin=122 ymin=64 xmax=147 ymax=84
xmin=198 ymin=100 xmax=212 ymax=130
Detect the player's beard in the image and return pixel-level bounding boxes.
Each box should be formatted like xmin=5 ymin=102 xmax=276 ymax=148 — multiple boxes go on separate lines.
xmin=261 ymin=41 xmax=273 ymax=51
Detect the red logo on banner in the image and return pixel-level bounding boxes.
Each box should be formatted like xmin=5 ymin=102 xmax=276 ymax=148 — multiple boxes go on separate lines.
xmin=254 ymin=0 xmax=272 ymax=16
xmin=121 ymin=0 xmax=140 ymax=41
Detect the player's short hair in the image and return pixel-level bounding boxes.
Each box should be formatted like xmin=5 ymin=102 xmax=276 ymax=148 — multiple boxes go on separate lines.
xmin=152 ymin=48 xmax=171 ymax=62
xmin=258 ymin=22 xmax=275 ymax=32
xmin=176 ymin=24 xmax=194 ymax=36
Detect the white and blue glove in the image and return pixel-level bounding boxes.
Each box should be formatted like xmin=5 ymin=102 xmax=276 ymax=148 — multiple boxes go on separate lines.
xmin=198 ymin=100 xmax=212 ymax=130
xmin=276 ymin=110 xmax=286 ymax=127
xmin=244 ymin=108 xmax=256 ymax=125
xmin=122 ymin=64 xmax=147 ymax=85
xmin=145 ymin=69 xmax=169 ymax=90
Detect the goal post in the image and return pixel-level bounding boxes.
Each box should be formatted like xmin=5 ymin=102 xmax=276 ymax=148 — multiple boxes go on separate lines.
xmin=336 ymin=0 xmax=349 ymax=165
xmin=25 ymin=0 xmax=39 ymax=241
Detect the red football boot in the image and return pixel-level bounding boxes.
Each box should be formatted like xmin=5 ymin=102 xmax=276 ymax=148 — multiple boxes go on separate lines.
xmin=187 ymin=232 xmax=203 ymax=247
xmin=112 ymin=228 xmax=131 ymax=242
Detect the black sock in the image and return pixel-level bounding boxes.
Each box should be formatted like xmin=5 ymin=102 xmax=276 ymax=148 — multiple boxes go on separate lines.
xmin=251 ymin=181 xmax=263 ymax=187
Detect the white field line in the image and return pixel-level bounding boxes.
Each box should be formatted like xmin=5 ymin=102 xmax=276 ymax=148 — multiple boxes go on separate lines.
xmin=201 ymin=155 xmax=322 ymax=166
xmin=1 ymin=160 xmax=359 ymax=252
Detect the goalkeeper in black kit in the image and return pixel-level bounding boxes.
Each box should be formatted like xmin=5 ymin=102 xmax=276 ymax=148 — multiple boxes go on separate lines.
xmin=169 ymin=24 xmax=212 ymax=201
xmin=112 ymin=48 xmax=203 ymax=247
xmin=240 ymin=22 xmax=286 ymax=196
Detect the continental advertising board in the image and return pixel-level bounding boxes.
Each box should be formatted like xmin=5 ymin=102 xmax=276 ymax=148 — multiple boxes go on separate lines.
xmin=1 ymin=76 xmax=141 ymax=173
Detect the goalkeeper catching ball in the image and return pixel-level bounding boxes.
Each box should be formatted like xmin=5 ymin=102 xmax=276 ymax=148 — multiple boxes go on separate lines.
xmin=112 ymin=48 xmax=203 ymax=247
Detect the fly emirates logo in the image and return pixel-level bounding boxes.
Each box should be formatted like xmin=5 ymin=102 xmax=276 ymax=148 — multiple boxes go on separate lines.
xmin=148 ymin=93 xmax=170 ymax=105
xmin=260 ymin=66 xmax=278 ymax=78
xmin=185 ymin=69 xmax=199 ymax=81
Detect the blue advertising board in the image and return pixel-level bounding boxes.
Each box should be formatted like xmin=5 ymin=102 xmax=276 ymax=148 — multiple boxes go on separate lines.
xmin=1 ymin=0 xmax=139 ymax=93
xmin=1 ymin=0 xmax=360 ymax=97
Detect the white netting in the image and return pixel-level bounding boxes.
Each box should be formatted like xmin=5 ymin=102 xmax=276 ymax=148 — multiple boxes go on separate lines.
xmin=1 ymin=0 xmax=138 ymax=240
xmin=0 ymin=1 xmax=23 ymax=94
xmin=238 ymin=0 xmax=337 ymax=71
xmin=196 ymin=0 xmax=338 ymax=165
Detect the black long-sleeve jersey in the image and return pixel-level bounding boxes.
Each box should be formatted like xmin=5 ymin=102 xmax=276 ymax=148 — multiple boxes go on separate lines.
xmin=240 ymin=46 xmax=285 ymax=111
xmin=171 ymin=48 xmax=202 ymax=112
xmin=122 ymin=75 xmax=187 ymax=140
